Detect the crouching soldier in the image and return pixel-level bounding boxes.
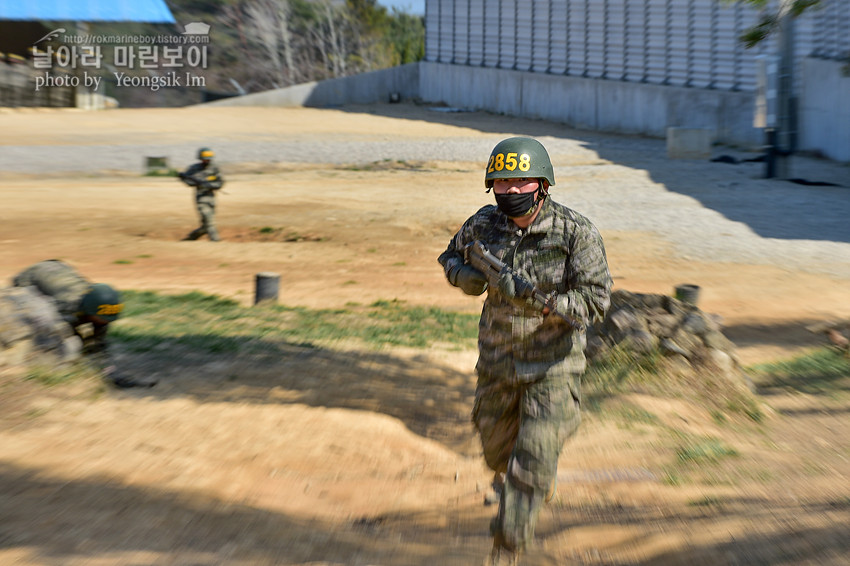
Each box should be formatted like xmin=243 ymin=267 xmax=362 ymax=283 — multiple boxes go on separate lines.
xmin=12 ymin=259 xmax=156 ymax=388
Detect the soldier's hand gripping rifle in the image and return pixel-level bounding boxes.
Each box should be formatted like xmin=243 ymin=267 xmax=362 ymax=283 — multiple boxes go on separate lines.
xmin=178 ymin=171 xmax=198 ymax=187
xmin=463 ymin=240 xmax=584 ymax=331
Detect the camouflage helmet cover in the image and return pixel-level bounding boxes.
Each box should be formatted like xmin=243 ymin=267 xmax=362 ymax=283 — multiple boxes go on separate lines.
xmin=198 ymin=147 xmax=214 ymax=160
xmin=484 ymin=137 xmax=555 ymax=188
xmin=80 ymin=283 xmax=124 ymax=322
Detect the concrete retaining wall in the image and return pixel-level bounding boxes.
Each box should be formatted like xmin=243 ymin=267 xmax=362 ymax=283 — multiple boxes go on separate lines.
xmin=207 ymin=59 xmax=850 ymax=161
xmin=206 ymin=63 xmax=420 ymax=108
xmin=418 ymin=62 xmax=762 ymax=148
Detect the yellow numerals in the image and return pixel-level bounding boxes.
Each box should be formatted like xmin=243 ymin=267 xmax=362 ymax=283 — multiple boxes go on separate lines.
xmin=96 ymin=303 xmax=124 ymax=316
xmin=487 ymin=152 xmax=531 ymax=174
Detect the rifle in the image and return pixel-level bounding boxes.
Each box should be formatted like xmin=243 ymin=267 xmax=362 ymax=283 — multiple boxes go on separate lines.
xmin=178 ymin=171 xmax=198 ymax=186
xmin=180 ymin=171 xmax=226 ymax=193
xmin=463 ymin=240 xmax=583 ymax=330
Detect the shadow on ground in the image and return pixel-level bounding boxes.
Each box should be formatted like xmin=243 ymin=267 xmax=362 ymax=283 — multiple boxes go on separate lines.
xmin=113 ymin=334 xmax=480 ymax=456
xmin=0 ymin=461 xmax=489 ymax=566
xmin=722 ymin=320 xmax=828 ymax=356
xmin=3 ymin=458 xmax=848 ymax=565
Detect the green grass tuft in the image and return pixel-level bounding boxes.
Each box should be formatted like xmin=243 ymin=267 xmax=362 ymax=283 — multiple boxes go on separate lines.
xmin=112 ymin=290 xmax=479 ymax=353
xmin=24 ymin=361 xmax=100 ymax=387
xmin=676 ymin=436 xmax=738 ymax=464
xmin=750 ymin=348 xmax=850 ymax=397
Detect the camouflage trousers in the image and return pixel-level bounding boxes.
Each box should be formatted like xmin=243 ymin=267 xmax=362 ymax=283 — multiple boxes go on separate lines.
xmin=187 ymin=199 xmax=219 ymax=241
xmin=473 ymin=371 xmax=581 ymax=553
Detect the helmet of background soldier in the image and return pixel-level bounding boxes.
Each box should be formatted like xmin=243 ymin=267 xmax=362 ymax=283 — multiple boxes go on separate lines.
xmin=484 ymin=137 xmax=555 ymax=189
xmin=79 ymin=283 xmax=124 ymax=323
xmin=198 ymin=147 xmax=215 ymax=160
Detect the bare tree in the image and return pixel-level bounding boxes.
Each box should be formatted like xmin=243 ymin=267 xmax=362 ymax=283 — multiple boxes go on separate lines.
xmin=241 ymin=0 xmax=298 ymax=87
xmin=211 ymin=0 xmax=424 ymax=92
xmin=304 ymin=0 xmax=350 ymax=78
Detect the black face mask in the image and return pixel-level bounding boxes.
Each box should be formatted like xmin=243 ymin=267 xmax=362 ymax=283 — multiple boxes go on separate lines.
xmin=494 ymin=189 xmax=540 ymax=218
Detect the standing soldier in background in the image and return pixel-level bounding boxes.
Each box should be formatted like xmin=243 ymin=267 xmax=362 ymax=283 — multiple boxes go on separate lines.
xmin=179 ymin=147 xmax=225 ymax=241
xmin=12 ymin=259 xmax=155 ymax=388
xmin=438 ymin=137 xmax=612 ymax=565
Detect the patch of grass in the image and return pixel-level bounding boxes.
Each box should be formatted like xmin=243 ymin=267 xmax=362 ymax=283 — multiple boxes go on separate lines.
xmin=687 ymin=495 xmax=724 ymax=508
xmin=750 ymin=347 xmax=850 ymax=397
xmin=584 ymin=341 xmax=764 ymax=423
xmin=675 ymin=436 xmax=738 ymax=464
xmin=661 ymin=470 xmax=682 ymax=486
xmin=112 ymin=290 xmax=479 ymax=353
xmin=658 ymin=433 xmax=740 ymax=486
xmin=710 ymin=410 xmax=728 ymax=425
xmin=725 ymin=395 xmax=765 ymax=423
xmin=608 ymin=402 xmax=660 ymax=429
xmin=582 ymin=344 xmax=669 ymax=406
xmin=136 ymin=254 xmax=153 ymax=259
xmin=24 ymin=362 xmax=99 ymax=387
xmin=113 ymin=259 xmax=133 ymax=265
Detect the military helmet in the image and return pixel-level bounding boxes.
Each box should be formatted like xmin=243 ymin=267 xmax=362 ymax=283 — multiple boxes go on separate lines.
xmin=484 ymin=137 xmax=555 ymax=188
xmin=79 ymin=283 xmax=124 ymax=323
xmin=198 ymin=147 xmax=214 ymax=160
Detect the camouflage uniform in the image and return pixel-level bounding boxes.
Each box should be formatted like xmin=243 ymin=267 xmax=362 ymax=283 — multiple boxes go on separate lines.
xmin=180 ymin=160 xmax=224 ymax=241
xmin=438 ymin=196 xmax=612 ymax=553
xmin=12 ymin=260 xmax=111 ymax=368
xmin=0 ymin=287 xmax=83 ymax=367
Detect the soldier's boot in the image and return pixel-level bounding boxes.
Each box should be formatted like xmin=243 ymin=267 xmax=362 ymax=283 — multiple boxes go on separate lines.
xmin=208 ymin=227 xmax=220 ymax=242
xmin=484 ymin=532 xmax=519 ymax=566
xmin=182 ymin=228 xmax=203 ymax=241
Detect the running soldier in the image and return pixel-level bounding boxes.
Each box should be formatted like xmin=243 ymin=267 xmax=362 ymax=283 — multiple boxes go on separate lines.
xmin=438 ymin=137 xmax=612 ymax=565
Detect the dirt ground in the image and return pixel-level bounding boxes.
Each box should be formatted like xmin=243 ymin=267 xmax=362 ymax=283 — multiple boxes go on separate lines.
xmin=0 ymin=106 xmax=849 ymax=565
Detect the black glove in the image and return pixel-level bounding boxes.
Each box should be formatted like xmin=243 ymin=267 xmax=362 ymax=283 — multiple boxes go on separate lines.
xmin=447 ymin=264 xmax=488 ymax=296
xmin=497 ymin=268 xmax=543 ymax=311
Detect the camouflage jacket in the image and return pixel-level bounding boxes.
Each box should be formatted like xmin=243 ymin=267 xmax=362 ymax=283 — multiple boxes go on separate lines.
xmin=180 ymin=161 xmax=224 ymax=200
xmin=12 ymin=260 xmax=109 ymax=361
xmin=13 ymin=260 xmax=90 ymax=325
xmin=438 ymin=197 xmax=612 ymax=385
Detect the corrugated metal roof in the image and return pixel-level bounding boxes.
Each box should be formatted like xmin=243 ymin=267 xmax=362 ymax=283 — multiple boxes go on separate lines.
xmin=0 ymin=1 xmax=175 ymax=23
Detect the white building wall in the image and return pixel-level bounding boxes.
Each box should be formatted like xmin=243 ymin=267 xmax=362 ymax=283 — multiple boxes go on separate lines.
xmin=424 ymin=0 xmax=788 ymax=91
xmin=800 ymin=58 xmax=850 ymax=162
xmin=424 ymin=0 xmax=849 ymax=161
